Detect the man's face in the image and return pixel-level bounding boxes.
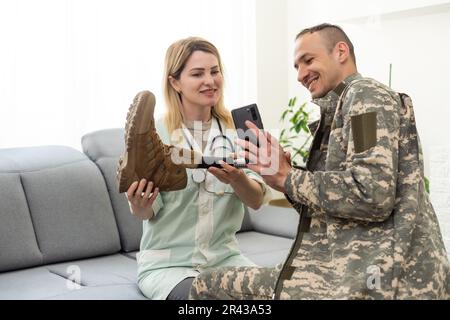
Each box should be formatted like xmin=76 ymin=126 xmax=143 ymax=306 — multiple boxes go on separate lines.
xmin=293 ymin=32 xmax=343 ymax=99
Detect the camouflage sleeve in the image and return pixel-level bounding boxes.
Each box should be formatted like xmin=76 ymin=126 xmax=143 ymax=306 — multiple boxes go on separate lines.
xmin=285 ymin=82 xmax=400 ymax=222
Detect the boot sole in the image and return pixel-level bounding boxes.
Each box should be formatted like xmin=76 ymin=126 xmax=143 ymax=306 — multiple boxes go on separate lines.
xmin=117 ymin=91 xmax=156 ymax=193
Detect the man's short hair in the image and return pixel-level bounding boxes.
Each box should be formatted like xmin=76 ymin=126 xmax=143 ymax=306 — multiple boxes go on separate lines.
xmin=296 ymin=23 xmax=356 ymax=64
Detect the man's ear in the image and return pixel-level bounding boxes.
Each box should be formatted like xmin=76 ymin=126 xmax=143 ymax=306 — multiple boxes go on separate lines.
xmin=335 ymin=41 xmax=350 ymax=64
xmin=169 ymin=76 xmax=180 ymax=93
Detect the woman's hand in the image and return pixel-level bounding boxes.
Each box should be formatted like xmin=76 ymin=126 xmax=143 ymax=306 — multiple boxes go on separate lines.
xmin=126 ymin=179 xmax=159 ymax=220
xmin=207 ymin=161 xmax=246 ymax=186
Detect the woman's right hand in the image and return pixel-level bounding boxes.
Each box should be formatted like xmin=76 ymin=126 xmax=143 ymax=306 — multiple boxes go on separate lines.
xmin=126 ymin=179 xmax=159 ymax=220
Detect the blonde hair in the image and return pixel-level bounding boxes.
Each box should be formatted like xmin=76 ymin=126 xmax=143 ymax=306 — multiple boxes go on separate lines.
xmin=163 ymin=37 xmax=234 ymax=134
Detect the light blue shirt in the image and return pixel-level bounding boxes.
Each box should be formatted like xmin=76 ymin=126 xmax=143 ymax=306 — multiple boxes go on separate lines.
xmin=136 ymin=118 xmax=269 ymax=300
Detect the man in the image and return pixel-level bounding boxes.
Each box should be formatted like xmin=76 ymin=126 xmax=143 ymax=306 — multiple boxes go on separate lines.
xmin=190 ymin=23 xmax=450 ymax=299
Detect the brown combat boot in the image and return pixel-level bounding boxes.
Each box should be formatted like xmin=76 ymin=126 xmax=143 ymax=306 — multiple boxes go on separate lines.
xmin=116 ymin=90 xmax=199 ymax=193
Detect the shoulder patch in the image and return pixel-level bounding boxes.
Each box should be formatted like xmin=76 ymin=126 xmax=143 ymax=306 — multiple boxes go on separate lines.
xmin=351 ymin=111 xmax=377 ymax=153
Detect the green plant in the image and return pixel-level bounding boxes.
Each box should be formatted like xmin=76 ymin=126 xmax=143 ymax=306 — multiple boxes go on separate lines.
xmin=424 ymin=176 xmax=430 ymax=194
xmin=279 ymin=97 xmax=313 ymax=166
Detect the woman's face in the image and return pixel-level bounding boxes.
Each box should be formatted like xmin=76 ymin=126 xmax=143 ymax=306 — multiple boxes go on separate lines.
xmin=171 ymin=50 xmax=223 ymax=110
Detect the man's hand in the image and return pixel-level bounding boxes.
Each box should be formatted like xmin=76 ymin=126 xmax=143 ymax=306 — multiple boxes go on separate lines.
xmin=236 ymin=121 xmax=292 ymax=193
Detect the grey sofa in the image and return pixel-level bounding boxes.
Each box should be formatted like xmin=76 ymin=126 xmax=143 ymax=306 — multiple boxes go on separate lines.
xmin=0 ymin=128 xmax=298 ymax=300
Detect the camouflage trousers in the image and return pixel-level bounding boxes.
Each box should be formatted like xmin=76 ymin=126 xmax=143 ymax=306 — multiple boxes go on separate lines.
xmin=189 ymin=266 xmax=280 ymax=300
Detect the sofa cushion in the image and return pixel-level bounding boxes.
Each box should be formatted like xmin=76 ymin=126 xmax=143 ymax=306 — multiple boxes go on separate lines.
xmin=0 ymin=173 xmax=43 ymax=272
xmin=21 ymin=159 xmax=121 ymax=264
xmin=0 ymin=267 xmax=71 ymax=300
xmin=47 ymin=284 xmax=147 ymax=300
xmin=243 ymin=250 xmax=291 ymax=268
xmin=236 ymin=231 xmax=294 ymax=267
xmin=1 ymin=146 xmax=121 ymax=265
xmin=248 ymin=205 xmax=299 ymax=239
xmin=81 ymin=129 xmax=142 ymax=252
xmin=46 ymin=254 xmax=138 ymax=286
xmin=238 ymin=206 xmax=254 ymax=233
xmin=237 ymin=231 xmax=294 ymax=255
xmin=122 ymin=251 xmax=137 ymax=260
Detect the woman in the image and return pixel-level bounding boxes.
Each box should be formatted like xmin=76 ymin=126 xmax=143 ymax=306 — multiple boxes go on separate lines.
xmin=126 ymin=37 xmax=270 ymax=300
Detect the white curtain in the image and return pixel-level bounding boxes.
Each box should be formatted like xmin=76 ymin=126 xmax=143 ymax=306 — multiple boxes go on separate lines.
xmin=0 ymin=0 xmax=256 ymax=150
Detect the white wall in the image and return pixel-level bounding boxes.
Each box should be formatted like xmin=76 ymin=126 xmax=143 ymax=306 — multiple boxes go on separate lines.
xmin=287 ymin=0 xmax=450 ymax=26
xmin=287 ymin=0 xmax=450 ymax=104
xmin=283 ymin=0 xmax=450 ymax=253
xmin=254 ymin=0 xmax=289 ymax=132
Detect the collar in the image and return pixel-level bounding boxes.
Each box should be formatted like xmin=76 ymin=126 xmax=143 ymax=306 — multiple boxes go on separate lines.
xmin=332 ymin=72 xmax=362 ymax=96
xmin=312 ymin=92 xmax=340 ymax=127
xmin=184 ymin=117 xmax=213 ymax=131
xmin=310 ymin=73 xmax=362 ymax=127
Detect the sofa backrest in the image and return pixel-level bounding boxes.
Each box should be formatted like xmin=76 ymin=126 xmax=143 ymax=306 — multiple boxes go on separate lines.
xmin=81 ymin=129 xmax=142 ymax=252
xmin=0 ymin=146 xmax=121 ymax=273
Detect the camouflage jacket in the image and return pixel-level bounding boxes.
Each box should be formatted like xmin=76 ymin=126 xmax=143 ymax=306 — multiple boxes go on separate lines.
xmin=281 ymin=73 xmax=450 ymax=299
